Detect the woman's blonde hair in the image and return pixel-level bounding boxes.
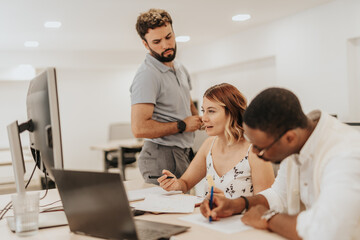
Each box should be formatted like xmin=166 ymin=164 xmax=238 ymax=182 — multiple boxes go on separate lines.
xmin=203 ymin=83 xmax=247 ymax=145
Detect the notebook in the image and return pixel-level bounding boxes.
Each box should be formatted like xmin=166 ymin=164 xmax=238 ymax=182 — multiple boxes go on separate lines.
xmin=51 ymin=169 xmax=189 ymax=240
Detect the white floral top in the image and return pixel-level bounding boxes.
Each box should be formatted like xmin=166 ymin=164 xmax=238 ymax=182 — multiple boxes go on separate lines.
xmin=204 ymin=137 xmax=254 ymax=199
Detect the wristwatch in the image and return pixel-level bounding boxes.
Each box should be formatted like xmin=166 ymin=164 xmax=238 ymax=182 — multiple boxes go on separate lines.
xmin=177 ymin=120 xmax=186 ymax=133
xmin=261 ymin=209 xmax=279 ymax=222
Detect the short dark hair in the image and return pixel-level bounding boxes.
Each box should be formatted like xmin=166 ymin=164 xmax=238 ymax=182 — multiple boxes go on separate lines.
xmin=136 ymin=9 xmax=173 ymax=41
xmin=243 ymin=87 xmax=308 ymax=136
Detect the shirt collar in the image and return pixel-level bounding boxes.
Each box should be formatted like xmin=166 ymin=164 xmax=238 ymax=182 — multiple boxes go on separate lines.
xmin=146 ymin=53 xmax=177 ymax=73
xmin=298 ymin=110 xmax=324 ymax=165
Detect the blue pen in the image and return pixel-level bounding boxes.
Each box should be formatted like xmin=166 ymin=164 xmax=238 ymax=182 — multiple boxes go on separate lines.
xmin=209 ymin=186 xmax=214 ymax=223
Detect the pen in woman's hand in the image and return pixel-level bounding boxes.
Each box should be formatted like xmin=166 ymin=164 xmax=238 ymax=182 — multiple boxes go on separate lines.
xmin=209 ymin=186 xmax=214 ymax=223
xmin=148 ymin=175 xmax=174 ymax=179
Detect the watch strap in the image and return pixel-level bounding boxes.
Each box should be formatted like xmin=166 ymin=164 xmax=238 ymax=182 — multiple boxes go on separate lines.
xmin=261 ymin=209 xmax=279 ymax=222
xmin=240 ymin=196 xmax=249 ymax=213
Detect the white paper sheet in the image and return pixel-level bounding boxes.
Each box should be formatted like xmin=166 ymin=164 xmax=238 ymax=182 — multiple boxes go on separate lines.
xmin=127 ymin=186 xmax=182 ymax=201
xmin=179 ymin=214 xmax=252 ymax=234
xmin=131 ymin=194 xmax=200 ymax=213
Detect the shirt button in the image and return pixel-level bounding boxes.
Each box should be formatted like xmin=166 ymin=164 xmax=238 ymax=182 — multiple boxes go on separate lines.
xmin=304 ymin=182 xmax=308 ymax=186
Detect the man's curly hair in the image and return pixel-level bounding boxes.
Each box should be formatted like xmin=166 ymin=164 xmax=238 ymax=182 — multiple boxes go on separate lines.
xmin=136 ymin=9 xmax=173 ymax=41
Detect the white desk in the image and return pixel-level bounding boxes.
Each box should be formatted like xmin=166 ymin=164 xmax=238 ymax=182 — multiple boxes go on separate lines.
xmin=91 ymin=139 xmax=144 ymax=178
xmin=90 ymin=139 xmax=144 ymax=152
xmin=0 ymin=179 xmax=285 ymax=240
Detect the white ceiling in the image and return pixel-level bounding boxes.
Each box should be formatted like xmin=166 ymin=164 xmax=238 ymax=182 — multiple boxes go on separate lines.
xmin=0 ymin=0 xmax=333 ymax=52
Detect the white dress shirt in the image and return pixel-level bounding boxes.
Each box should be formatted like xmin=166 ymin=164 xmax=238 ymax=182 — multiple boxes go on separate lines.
xmin=260 ymin=110 xmax=360 ymax=240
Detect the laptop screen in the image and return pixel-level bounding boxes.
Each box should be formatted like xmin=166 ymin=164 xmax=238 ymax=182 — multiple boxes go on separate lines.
xmin=51 ymin=169 xmax=189 ymax=240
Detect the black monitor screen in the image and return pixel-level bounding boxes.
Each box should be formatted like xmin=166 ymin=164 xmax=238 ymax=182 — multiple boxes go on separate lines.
xmin=26 ymin=67 xmax=63 ymax=180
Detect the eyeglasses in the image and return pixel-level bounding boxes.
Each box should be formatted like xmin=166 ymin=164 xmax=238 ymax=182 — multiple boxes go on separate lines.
xmin=244 ymin=130 xmax=288 ymax=158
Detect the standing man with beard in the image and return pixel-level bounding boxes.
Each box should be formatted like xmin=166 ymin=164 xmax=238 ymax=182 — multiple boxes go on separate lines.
xmin=130 ymin=9 xmax=202 ymax=184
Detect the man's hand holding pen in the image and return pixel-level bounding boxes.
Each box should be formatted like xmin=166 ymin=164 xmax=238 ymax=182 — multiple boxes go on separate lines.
xmin=200 ymin=194 xmax=236 ymax=221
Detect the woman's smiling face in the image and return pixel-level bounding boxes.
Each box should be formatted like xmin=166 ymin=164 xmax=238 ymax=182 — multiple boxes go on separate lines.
xmin=201 ymin=97 xmax=228 ymax=136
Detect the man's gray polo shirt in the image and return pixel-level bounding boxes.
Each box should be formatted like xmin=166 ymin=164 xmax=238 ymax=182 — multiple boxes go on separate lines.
xmin=130 ymin=54 xmax=194 ymax=149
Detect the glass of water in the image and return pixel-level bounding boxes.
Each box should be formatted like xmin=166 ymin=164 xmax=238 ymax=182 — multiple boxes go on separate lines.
xmin=11 ymin=192 xmax=40 ymax=237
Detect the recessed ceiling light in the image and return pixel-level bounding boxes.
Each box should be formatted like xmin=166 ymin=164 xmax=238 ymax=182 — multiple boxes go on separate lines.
xmin=176 ymin=36 xmax=190 ymax=43
xmin=44 ymin=21 xmax=62 ymax=28
xmin=24 ymin=41 xmax=39 ymax=48
xmin=232 ymin=14 xmax=251 ymax=22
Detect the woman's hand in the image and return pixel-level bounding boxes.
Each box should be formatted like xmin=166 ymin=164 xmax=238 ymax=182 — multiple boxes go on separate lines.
xmin=157 ymin=169 xmax=184 ymax=192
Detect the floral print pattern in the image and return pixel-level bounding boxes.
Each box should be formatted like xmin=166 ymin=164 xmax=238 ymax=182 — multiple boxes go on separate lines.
xmin=204 ymin=138 xmax=253 ymax=199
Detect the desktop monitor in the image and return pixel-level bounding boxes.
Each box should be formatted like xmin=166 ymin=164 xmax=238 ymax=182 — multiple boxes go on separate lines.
xmin=7 ymin=67 xmax=63 ymax=193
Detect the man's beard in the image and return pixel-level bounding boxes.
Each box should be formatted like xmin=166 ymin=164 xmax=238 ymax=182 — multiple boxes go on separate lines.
xmin=149 ymin=44 xmax=177 ymax=63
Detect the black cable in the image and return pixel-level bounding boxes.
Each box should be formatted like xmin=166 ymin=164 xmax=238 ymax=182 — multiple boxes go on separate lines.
xmin=1 ymin=149 xmax=60 ymax=221
xmin=40 ymin=169 xmax=49 ymax=200
xmin=0 ymin=202 xmax=12 ymax=220
xmin=0 ymin=155 xmax=39 ymax=221
xmin=25 ymin=159 xmax=37 ymax=189
xmin=40 ymin=200 xmax=62 ymax=208
xmin=0 ymin=202 xmax=12 ymax=214
xmin=41 ymin=207 xmax=64 ymax=213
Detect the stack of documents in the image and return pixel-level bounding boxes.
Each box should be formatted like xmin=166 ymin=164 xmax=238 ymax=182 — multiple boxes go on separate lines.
xmin=128 ymin=187 xmax=204 ymax=213
xmin=127 ymin=186 xmax=182 ymax=201
xmin=179 ymin=214 xmax=252 ymax=234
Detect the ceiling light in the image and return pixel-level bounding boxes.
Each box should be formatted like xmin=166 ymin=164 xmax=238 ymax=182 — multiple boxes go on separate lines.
xmin=24 ymin=41 xmax=39 ymax=47
xmin=44 ymin=21 xmax=62 ymax=28
xmin=176 ymin=36 xmax=190 ymax=43
xmin=232 ymin=14 xmax=251 ymax=22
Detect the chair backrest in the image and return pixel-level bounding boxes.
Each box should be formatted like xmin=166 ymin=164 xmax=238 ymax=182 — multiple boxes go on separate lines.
xmin=108 ymin=123 xmax=134 ymax=140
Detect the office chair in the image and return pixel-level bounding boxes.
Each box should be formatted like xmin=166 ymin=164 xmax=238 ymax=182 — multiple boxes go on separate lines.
xmin=106 ymin=123 xmax=142 ymax=180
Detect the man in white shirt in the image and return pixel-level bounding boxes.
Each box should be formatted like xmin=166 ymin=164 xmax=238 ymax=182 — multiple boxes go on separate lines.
xmin=200 ymin=88 xmax=360 ymax=240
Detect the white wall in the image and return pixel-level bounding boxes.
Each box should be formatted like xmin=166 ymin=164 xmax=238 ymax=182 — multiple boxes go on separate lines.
xmin=347 ymin=37 xmax=360 ymax=120
xmin=192 ymin=57 xmax=277 ymax=108
xmin=57 ymin=67 xmax=138 ymax=170
xmin=0 ymin=50 xmax=142 ymax=171
xmin=1 ymin=0 xmax=360 ymax=172
xmin=179 ymin=0 xmax=360 ymax=121
xmin=0 ymin=65 xmax=139 ymax=171
xmin=0 ymin=81 xmax=30 ymax=148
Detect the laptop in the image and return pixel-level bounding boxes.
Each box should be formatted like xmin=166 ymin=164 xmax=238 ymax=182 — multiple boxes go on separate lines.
xmin=51 ymin=169 xmax=189 ymax=240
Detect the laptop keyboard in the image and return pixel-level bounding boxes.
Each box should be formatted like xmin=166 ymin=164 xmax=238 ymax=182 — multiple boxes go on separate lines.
xmin=131 ymin=208 xmax=146 ymax=216
xmin=134 ymin=219 xmax=188 ymax=240
xmin=136 ymin=227 xmax=170 ymax=240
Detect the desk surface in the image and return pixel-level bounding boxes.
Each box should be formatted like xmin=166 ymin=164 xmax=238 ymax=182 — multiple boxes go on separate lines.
xmin=90 ymin=138 xmax=144 ymax=152
xmin=0 ymin=179 xmax=285 ymax=240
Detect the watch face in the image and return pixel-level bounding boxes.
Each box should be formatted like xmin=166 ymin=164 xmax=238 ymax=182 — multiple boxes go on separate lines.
xmin=177 ymin=120 xmax=186 ymax=133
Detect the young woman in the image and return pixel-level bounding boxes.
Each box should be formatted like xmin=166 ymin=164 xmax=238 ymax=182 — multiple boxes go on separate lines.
xmin=158 ymin=83 xmax=275 ymax=199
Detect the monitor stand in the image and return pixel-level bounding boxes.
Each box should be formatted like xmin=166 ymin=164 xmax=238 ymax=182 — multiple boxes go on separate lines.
xmin=7 ymin=120 xmax=27 ymax=194
xmin=6 ymin=211 xmax=68 ymax=231
xmin=7 ymin=120 xmax=69 ymax=230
